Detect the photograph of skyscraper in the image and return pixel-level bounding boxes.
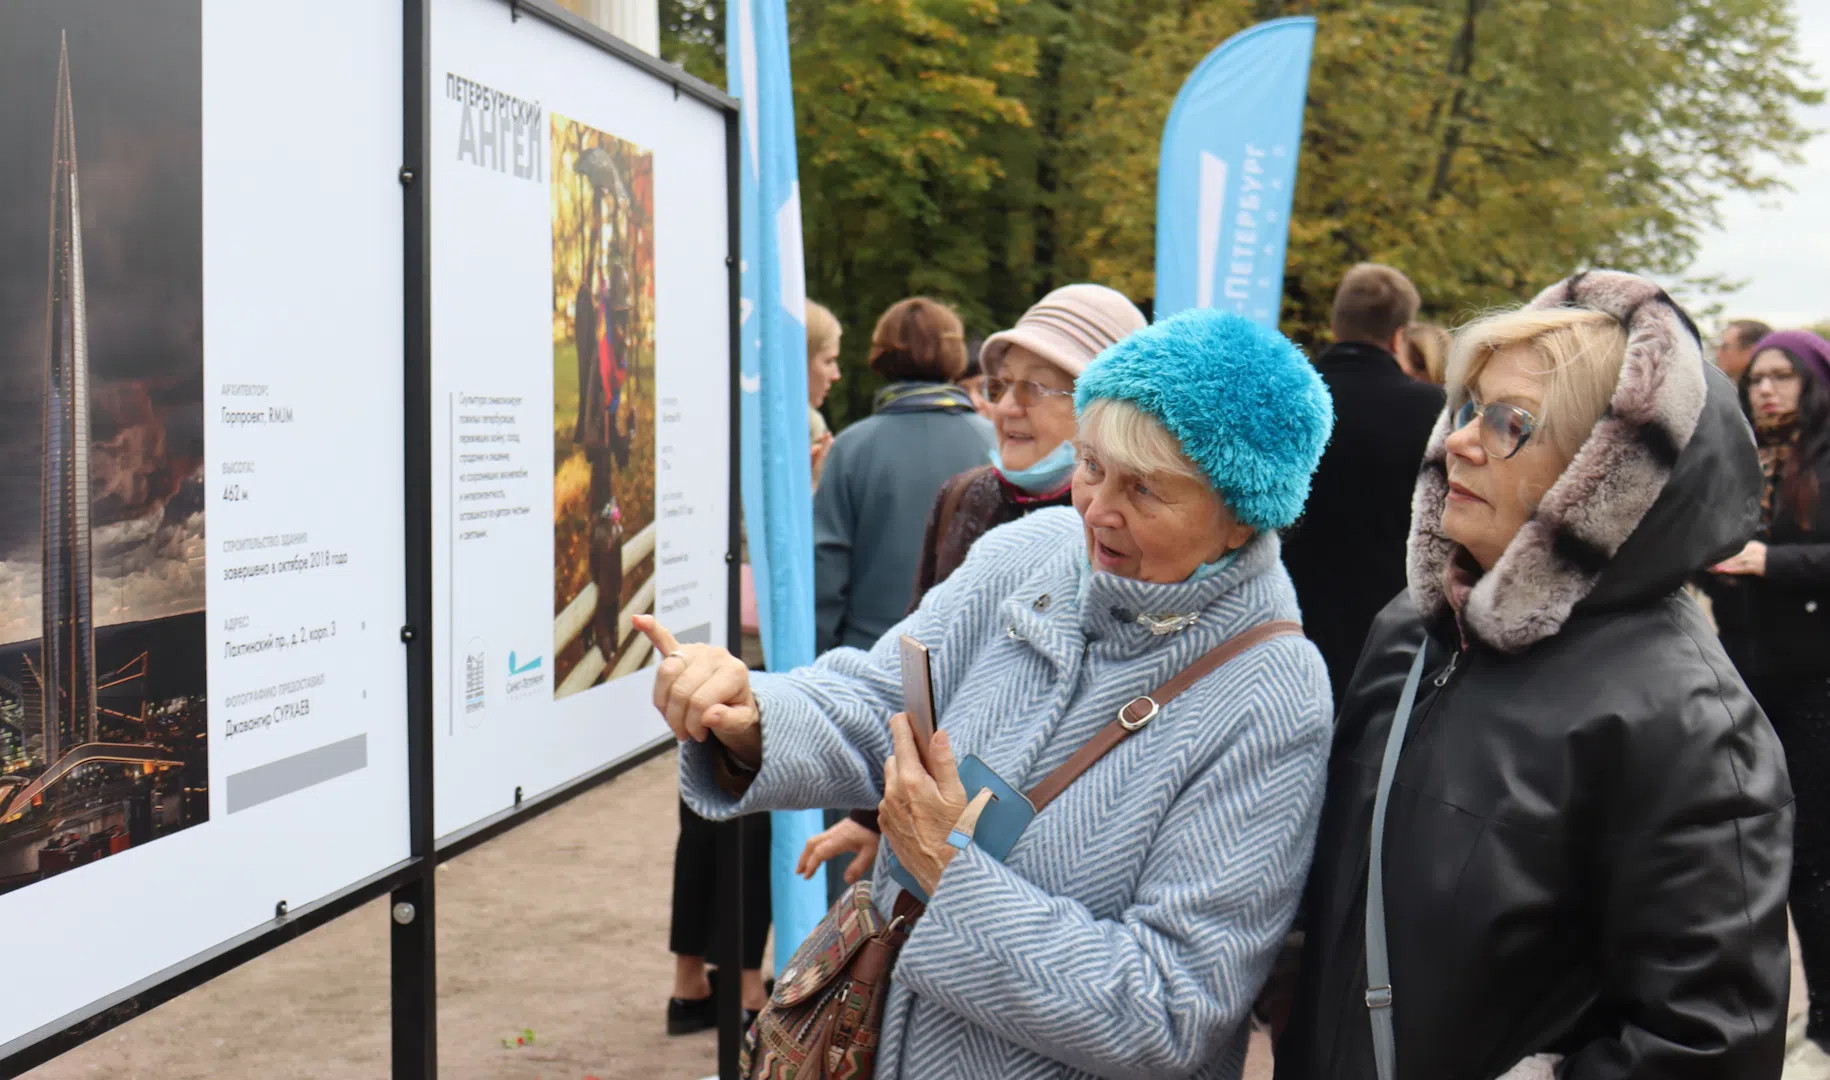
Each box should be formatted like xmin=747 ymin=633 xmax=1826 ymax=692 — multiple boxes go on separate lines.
xmin=0 ymin=2 xmax=205 ymax=894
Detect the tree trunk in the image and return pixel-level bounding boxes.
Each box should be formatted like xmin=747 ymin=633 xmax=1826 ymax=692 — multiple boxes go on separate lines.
xmin=1426 ymin=0 xmax=1483 ymax=204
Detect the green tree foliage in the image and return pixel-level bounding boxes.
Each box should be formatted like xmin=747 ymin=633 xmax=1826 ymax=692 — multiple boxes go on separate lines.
xmin=788 ymin=1 xmax=1041 ymax=424
xmin=658 ymin=0 xmax=723 ymax=82
xmin=1071 ymin=0 xmax=1821 ymax=346
xmin=664 ymin=0 xmax=1120 ymax=426
xmin=664 ymin=0 xmax=1821 ymax=418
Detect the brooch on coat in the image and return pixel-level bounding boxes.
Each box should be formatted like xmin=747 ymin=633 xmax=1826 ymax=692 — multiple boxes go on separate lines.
xmin=1135 ymin=611 xmax=1200 ymax=636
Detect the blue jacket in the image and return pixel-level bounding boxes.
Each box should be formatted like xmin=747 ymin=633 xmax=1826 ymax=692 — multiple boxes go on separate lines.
xmin=683 ymin=508 xmax=1332 ymax=1079
xmin=814 ymin=383 xmax=995 ymax=652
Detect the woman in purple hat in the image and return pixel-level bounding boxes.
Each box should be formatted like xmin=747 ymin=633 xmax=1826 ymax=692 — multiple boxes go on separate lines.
xmin=1707 ymin=328 xmax=1830 ymax=1070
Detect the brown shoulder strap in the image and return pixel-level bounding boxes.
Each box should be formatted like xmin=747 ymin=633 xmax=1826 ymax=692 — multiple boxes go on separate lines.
xmin=935 ymin=465 xmax=990 ymax=545
xmin=1024 ymin=620 xmax=1303 ymax=813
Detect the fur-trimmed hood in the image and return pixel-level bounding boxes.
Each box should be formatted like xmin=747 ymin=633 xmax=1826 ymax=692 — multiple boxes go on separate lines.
xmin=1407 ymin=270 xmax=1762 ymax=653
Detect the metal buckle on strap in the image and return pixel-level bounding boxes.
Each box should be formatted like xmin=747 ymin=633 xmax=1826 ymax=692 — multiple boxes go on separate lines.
xmin=1118 ymin=696 xmax=1160 ymax=731
xmin=1365 ymin=985 xmax=1393 ymax=1010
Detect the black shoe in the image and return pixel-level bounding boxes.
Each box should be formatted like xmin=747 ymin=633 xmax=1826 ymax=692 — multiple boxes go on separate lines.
xmin=666 ymin=966 xmax=721 ymax=1036
xmin=666 ymin=993 xmax=717 ymax=1036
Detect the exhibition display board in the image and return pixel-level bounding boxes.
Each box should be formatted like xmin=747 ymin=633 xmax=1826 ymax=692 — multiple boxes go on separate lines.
xmin=0 ymin=0 xmax=741 ymax=1075
xmin=0 ymin=0 xmax=411 ymax=1050
xmin=428 ymin=0 xmax=734 ymax=843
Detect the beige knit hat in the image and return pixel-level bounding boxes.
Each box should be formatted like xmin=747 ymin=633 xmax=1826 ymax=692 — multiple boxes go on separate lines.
xmin=979 ymin=284 xmax=1147 ymax=379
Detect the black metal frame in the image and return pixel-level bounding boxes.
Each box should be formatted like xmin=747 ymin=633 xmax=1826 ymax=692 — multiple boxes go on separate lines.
xmin=510 ymin=0 xmax=738 ymax=113
xmin=391 ymin=0 xmax=437 ymax=1074
xmin=0 ymin=2 xmax=743 ymax=1077
xmin=0 ymin=859 xmax=423 ymax=1078
xmin=717 ymin=73 xmax=750 ymax=1079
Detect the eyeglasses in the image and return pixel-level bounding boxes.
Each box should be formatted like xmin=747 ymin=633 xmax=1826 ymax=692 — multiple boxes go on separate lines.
xmin=1749 ymin=370 xmax=1801 ymax=390
xmin=984 ymin=376 xmax=1074 ymax=408
xmin=1453 ymin=398 xmax=1539 ymax=460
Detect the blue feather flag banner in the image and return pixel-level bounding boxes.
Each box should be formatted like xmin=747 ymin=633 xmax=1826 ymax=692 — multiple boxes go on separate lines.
xmin=726 ymin=0 xmax=829 ymax=975
xmin=1155 ymin=17 xmax=1315 ymax=326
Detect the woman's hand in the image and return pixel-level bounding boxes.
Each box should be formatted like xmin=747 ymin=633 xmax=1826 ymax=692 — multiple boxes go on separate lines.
xmin=796 ymin=819 xmax=881 ymax=883
xmin=634 ymin=615 xmax=762 ymax=766
xmin=878 ymin=715 xmax=969 ymax=896
xmin=810 ymin=431 xmax=834 ymax=477
xmin=1712 ymin=540 xmax=1768 ymax=577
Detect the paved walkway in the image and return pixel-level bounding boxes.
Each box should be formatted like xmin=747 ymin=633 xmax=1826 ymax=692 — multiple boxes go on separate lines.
xmin=20 ymin=748 xmax=1802 ymax=1079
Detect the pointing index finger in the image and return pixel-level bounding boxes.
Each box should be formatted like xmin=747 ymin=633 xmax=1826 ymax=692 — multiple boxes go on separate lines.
xmin=633 ymin=614 xmax=680 ymax=657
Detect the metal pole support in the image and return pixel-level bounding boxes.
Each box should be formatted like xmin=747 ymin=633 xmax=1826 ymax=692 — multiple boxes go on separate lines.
xmin=714 ymin=816 xmax=746 ymax=1078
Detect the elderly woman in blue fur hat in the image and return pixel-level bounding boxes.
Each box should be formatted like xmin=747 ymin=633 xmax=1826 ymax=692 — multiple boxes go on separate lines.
xmin=635 ymin=308 xmax=1334 ymax=1080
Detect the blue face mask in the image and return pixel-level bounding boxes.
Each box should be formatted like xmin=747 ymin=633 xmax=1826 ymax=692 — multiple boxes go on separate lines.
xmin=1077 ymin=546 xmax=1239 ymax=584
xmin=990 ymin=439 xmax=1077 ymax=495
xmin=1185 ymin=550 xmax=1238 ymax=582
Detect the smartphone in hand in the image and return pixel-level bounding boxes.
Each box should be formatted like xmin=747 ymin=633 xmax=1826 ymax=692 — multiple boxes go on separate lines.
xmin=898 ymin=635 xmax=937 ymax=768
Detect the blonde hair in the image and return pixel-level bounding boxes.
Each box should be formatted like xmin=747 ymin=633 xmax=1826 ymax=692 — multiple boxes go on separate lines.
xmin=1076 ymin=398 xmax=1205 ymax=485
xmin=805 ymin=300 xmax=841 ymax=360
xmin=1447 ymin=307 xmax=1626 ymax=456
xmin=1403 ymin=322 xmax=1452 ymax=385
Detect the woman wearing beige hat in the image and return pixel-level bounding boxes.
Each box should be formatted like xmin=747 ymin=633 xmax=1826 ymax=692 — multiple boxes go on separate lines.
xmin=798 ymin=282 xmax=1147 ymax=884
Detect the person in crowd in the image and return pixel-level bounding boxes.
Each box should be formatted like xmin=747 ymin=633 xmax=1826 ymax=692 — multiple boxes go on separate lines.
xmin=669 ymin=304 xmax=849 ymax=1033
xmin=639 ymin=308 xmax=1335 ymax=1080
xmin=738 ymin=300 xmax=847 ymax=662
xmin=1277 ymin=271 xmax=1792 ymax=1080
xmin=1397 ymin=321 xmax=1450 ymax=385
xmin=1282 ymin=263 xmax=1445 ymax=704
xmin=665 ymin=800 xmax=771 ymax=1034
xmin=1715 ymin=317 xmax=1773 ymax=382
xmin=957 ymin=340 xmax=994 ymax=419
xmin=813 ymin=297 xmax=993 ymax=653
xmin=916 ymin=285 xmax=1148 ymax=605
xmin=1704 ymin=328 xmax=1830 ymax=1074
xmin=806 ymin=299 xmax=843 ymax=487
xmin=796 ymin=283 xmax=1148 ymax=887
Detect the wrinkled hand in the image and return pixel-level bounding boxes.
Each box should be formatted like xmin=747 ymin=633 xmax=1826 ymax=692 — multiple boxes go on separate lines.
xmin=879 ymin=715 xmax=968 ymax=896
xmin=797 ymin=818 xmax=881 ymax=884
xmin=634 ymin=615 xmax=762 ymax=766
xmin=1712 ymin=540 xmax=1768 ymax=577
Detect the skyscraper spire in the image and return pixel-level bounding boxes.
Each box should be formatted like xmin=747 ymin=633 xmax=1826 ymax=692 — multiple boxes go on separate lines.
xmin=41 ymin=30 xmax=97 ymax=763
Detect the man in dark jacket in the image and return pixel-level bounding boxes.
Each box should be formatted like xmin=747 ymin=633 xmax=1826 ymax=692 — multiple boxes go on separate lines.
xmin=1282 ymin=264 xmax=1444 ymax=703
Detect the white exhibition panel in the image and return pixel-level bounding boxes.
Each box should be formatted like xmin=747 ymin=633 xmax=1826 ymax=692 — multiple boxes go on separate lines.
xmin=0 ymin=0 xmax=409 ymax=1045
xmin=429 ymin=0 xmax=732 ymax=839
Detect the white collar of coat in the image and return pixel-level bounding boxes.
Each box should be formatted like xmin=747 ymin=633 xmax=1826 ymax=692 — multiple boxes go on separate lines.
xmin=999 ymin=529 xmax=1283 ymax=669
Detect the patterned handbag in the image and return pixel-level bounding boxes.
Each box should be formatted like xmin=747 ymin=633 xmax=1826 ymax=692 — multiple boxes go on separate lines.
xmin=741 ymin=880 xmax=918 ymax=1078
xmin=740 ymin=620 xmax=1301 ymax=1079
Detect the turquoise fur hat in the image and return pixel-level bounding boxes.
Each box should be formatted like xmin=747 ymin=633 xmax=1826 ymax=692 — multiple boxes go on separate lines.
xmin=1074 ymin=309 xmax=1333 ymax=532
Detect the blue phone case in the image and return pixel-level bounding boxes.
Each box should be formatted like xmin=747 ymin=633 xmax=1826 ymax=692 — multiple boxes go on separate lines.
xmin=887 ymin=754 xmax=1035 ymax=904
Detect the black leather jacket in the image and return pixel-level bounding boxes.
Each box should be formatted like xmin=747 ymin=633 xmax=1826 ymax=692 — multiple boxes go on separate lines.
xmin=1277 ymin=276 xmax=1794 ymax=1080
xmin=1704 ymin=440 xmax=1830 ymax=681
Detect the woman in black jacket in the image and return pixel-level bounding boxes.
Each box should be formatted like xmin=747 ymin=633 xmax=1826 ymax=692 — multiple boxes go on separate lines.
xmin=1707 ymin=328 xmax=1830 ymax=1067
xmin=1278 ymin=271 xmax=1793 ymax=1080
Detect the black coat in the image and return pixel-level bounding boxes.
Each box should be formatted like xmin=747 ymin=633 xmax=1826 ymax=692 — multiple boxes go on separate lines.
xmin=1703 ymin=439 xmax=1830 ymax=680
xmin=1278 ymin=275 xmax=1794 ymax=1080
xmin=1282 ymin=342 xmax=1445 ymax=704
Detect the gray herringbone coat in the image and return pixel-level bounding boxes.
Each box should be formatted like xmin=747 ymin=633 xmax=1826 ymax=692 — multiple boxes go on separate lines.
xmin=682 ymin=508 xmax=1332 ymax=1079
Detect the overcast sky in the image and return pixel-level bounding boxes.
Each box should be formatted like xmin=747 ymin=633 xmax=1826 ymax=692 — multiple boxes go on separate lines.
xmin=1685 ymin=0 xmax=1830 ymax=330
